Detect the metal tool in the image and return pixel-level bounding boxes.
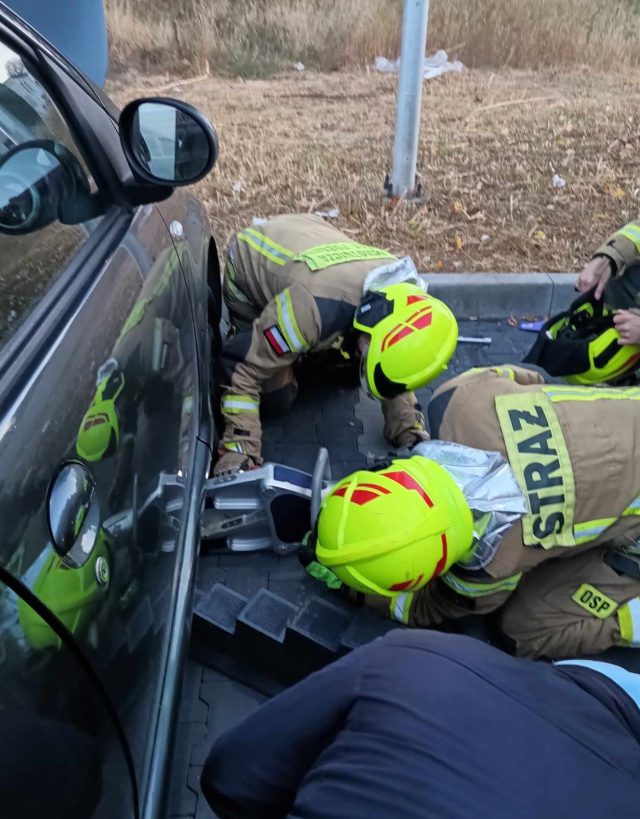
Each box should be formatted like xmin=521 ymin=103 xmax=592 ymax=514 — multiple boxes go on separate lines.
xmin=458 ymin=335 xmax=492 ymax=345
xmin=201 ymin=448 xmax=333 ymax=555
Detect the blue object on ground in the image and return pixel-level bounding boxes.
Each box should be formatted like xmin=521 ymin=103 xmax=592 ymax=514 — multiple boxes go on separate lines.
xmin=6 ymin=0 xmax=108 ymax=86
xmin=519 ymin=319 xmax=545 ymax=332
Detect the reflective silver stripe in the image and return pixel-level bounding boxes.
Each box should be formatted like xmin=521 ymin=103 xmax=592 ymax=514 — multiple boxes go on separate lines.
xmin=277 ymin=291 xmax=307 ymax=352
xmin=618 ymin=225 xmax=640 ymax=252
xmin=392 ymin=593 xmax=410 ymax=623
xmin=625 ymin=598 xmax=640 ymax=646
xmin=625 ymin=495 xmax=640 ymax=513
xmin=441 ymin=572 xmax=521 ymax=597
xmin=573 ymin=523 xmax=610 ymax=543
xmin=222 ymin=396 xmax=259 ymax=413
xmin=238 ymin=229 xmax=294 ymax=265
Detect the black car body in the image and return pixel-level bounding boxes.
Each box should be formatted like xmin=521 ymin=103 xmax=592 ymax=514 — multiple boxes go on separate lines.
xmin=0 ymin=5 xmax=220 ymax=818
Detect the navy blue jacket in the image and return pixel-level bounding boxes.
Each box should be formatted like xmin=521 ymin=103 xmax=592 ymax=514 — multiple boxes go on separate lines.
xmin=202 ymin=630 xmax=640 ymax=819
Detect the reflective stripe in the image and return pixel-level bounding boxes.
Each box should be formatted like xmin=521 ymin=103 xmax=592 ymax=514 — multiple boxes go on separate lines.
xmin=573 ymin=518 xmax=616 ymax=544
xmin=573 ymin=496 xmax=640 ymax=544
xmin=543 ymin=386 xmax=640 ymax=402
xmin=222 ymin=394 xmax=260 ymax=414
xmin=244 ymin=228 xmax=294 ymax=259
xmin=496 ymin=367 xmax=516 ymax=380
xmin=624 ymin=494 xmax=640 ymax=515
xmin=224 ymin=262 xmax=251 ymax=304
xmin=223 ymin=441 xmax=244 ymax=454
xmin=462 ymin=366 xmax=515 ymax=380
xmin=276 ymin=289 xmax=308 ymax=353
xmin=618 ymin=597 xmax=640 ymax=646
xmin=617 ymin=224 xmax=640 ymax=253
xmin=441 ymin=571 xmax=522 ymax=598
xmin=390 ymin=592 xmax=413 ymax=624
xmin=238 ymin=229 xmax=294 ymax=266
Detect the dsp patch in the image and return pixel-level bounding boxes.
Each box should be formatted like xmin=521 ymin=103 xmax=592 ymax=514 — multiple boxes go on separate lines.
xmin=495 ymin=393 xmax=576 ymax=548
xmin=264 ymin=325 xmax=291 ymax=356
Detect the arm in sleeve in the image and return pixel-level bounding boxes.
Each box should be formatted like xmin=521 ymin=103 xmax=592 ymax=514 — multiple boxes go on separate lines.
xmin=364 ymin=575 xmax=515 ymax=628
xmin=593 ymin=220 xmax=640 ymax=275
xmin=201 ymin=647 xmax=364 ymax=819
xmin=220 ymin=283 xmax=320 ymax=462
xmin=381 ymin=391 xmax=430 ymax=447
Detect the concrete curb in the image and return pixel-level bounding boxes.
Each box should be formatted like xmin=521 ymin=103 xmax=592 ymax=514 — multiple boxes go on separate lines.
xmin=421 ymin=272 xmax=575 ymax=320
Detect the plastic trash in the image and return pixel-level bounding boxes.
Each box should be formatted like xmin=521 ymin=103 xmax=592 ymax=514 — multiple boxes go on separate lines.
xmin=374 ymin=50 xmax=465 ymax=80
xmin=315 ymin=208 xmax=340 ymax=219
xmin=294 ymin=62 xmax=305 ymax=72
xmin=552 ymin=174 xmax=566 ymax=189
xmin=519 ymin=320 xmax=546 ymax=332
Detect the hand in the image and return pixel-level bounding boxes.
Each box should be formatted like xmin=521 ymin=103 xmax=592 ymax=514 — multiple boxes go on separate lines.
xmin=576 ymin=256 xmax=612 ymax=299
xmin=614 ymin=309 xmax=640 ymax=346
xmin=213 ymin=450 xmax=257 ymax=477
xmin=396 ymin=428 xmax=431 ymax=448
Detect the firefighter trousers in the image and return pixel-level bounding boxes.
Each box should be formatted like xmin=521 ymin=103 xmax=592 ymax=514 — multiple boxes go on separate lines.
xmin=500 ymin=547 xmax=640 ymax=659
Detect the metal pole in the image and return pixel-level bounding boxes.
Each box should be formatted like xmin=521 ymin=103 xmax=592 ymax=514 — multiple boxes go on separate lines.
xmin=389 ymin=0 xmax=430 ymax=199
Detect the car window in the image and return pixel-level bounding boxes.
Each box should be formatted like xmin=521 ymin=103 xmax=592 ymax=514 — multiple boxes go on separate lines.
xmin=0 ymin=40 xmax=106 ymax=349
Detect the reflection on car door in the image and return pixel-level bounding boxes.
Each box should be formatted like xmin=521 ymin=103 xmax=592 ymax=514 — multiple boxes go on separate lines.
xmin=0 ymin=201 xmax=200 ymax=818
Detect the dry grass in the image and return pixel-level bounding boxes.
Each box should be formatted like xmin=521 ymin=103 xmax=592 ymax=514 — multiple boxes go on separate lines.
xmin=109 ymin=66 xmax=640 ymax=274
xmin=106 ymin=0 xmax=640 ymax=78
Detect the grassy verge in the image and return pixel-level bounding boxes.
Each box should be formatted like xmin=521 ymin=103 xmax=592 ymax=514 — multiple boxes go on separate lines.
xmin=109 ymin=66 xmax=640 ymax=273
xmin=106 ymin=0 xmax=640 ymax=78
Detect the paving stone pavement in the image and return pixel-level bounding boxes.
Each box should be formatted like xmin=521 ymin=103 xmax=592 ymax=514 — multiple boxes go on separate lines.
xmin=168 ymin=320 xmax=536 ymax=819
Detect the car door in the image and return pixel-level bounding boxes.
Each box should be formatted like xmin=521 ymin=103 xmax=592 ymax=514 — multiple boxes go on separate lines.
xmin=0 ymin=25 xmax=204 ymax=819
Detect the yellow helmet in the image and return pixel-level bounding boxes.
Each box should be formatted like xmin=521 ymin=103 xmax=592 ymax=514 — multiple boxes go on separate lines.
xmin=524 ymin=286 xmax=640 ymax=385
xmin=353 ymin=284 xmax=458 ymax=400
xmin=315 ymin=456 xmax=474 ymax=597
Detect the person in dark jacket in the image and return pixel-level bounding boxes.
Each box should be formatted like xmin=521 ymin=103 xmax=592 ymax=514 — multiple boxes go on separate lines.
xmin=201 ymin=630 xmax=640 ymax=819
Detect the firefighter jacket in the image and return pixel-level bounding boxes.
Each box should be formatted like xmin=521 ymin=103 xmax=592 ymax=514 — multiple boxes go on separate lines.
xmin=594 ymin=220 xmax=640 ymax=289
xmin=220 ymin=214 xmax=427 ymax=462
xmin=385 ymin=365 xmax=640 ymax=657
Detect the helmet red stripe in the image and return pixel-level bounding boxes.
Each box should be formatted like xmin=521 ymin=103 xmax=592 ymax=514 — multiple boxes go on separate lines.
xmin=432 ymin=533 xmax=448 ymax=578
xmin=412 ymin=311 xmax=433 ymax=330
xmin=333 ymin=483 xmax=390 ymax=506
xmin=382 ymin=471 xmax=434 ymax=507
xmin=407 ymin=294 xmax=429 ymax=305
xmin=382 ymin=324 xmax=414 ymax=351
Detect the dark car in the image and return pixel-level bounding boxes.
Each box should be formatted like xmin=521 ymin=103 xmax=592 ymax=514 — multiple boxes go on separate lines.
xmin=0 ymin=6 xmax=222 ymax=819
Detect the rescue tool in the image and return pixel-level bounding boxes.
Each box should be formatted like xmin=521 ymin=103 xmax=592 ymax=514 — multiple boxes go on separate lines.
xmin=201 ymin=448 xmax=333 ymax=555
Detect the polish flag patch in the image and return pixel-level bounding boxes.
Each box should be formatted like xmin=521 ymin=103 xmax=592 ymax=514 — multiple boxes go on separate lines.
xmin=264 ymin=325 xmax=291 ymax=356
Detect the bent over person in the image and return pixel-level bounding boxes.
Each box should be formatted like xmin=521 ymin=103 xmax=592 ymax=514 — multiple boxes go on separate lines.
xmin=215 ymin=214 xmax=458 ymax=475
xmin=202 ymin=630 xmax=640 ymax=819
xmin=308 ymin=365 xmax=640 ymax=659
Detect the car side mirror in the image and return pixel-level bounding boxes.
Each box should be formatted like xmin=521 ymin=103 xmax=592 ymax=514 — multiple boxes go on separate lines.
xmin=119 ymin=98 xmax=219 ymax=186
xmin=0 ymin=140 xmax=101 ymax=235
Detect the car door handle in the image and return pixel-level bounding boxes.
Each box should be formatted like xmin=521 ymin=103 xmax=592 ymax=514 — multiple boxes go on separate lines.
xmin=47 ymin=461 xmax=101 ymax=568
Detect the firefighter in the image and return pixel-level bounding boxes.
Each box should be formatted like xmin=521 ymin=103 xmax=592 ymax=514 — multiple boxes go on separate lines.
xmin=214 ymin=214 xmax=458 ymax=476
xmin=202 ymin=630 xmax=640 ymax=819
xmin=576 ymin=220 xmax=640 ymax=345
xmin=307 ymin=364 xmax=640 ymax=660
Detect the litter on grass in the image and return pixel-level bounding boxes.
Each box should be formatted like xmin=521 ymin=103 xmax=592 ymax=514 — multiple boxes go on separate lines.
xmin=374 ymin=50 xmax=464 ymax=80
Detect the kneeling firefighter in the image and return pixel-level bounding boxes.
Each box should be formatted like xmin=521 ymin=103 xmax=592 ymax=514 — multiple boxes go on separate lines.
xmin=306 ymin=365 xmax=640 ymax=660
xmin=215 ymin=214 xmax=458 ymax=475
